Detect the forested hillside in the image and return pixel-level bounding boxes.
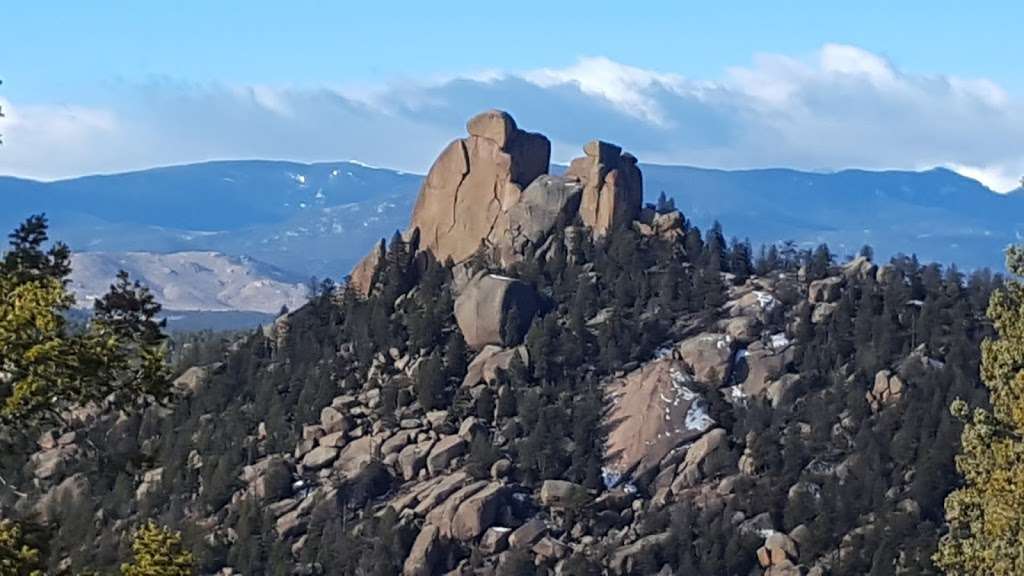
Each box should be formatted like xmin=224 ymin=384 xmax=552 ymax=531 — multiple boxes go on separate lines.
xmin=0 ymin=110 xmax=1014 ymax=575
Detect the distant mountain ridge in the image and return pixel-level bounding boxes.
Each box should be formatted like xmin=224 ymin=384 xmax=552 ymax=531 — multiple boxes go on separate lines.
xmin=2 ymin=160 xmax=1021 ymax=279
xmin=69 ymin=251 xmax=309 ymax=314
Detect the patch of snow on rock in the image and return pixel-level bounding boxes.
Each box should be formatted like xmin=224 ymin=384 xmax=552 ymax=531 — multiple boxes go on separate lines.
xmin=770 ymin=332 xmax=790 ymax=350
xmin=684 ymin=399 xmax=715 ymax=432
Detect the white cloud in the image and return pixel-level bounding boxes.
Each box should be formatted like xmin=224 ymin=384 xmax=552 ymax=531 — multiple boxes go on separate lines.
xmin=522 ymin=56 xmax=688 ymax=124
xmin=2 ymin=44 xmax=1024 ymax=192
xmin=946 ymin=163 xmax=1023 ymax=193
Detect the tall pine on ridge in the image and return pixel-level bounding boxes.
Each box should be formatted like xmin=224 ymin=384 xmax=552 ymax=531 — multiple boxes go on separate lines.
xmin=936 ymin=245 xmax=1024 ymax=575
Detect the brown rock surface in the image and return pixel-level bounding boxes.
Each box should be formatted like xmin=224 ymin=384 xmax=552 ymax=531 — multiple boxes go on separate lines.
xmin=451 ymin=482 xmax=507 ymax=541
xmin=462 ymin=345 xmax=529 ymax=387
xmin=454 ymin=272 xmax=538 ymax=350
xmin=408 ymin=110 xmax=550 ymax=265
xmin=676 ymin=333 xmax=734 ymax=384
xmin=348 ymin=111 xmax=649 ymax=292
xmin=605 ymin=359 xmax=715 ymax=480
xmin=565 ymin=140 xmax=643 ymax=236
xmin=349 ymin=239 xmax=385 ymax=296
xmin=403 ymin=524 xmax=442 ymax=576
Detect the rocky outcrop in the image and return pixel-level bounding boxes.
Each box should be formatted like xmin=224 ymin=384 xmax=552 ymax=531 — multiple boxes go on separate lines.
xmin=462 ymin=345 xmax=529 ymax=388
xmin=409 ymin=110 xmax=551 ymax=266
xmin=676 ymin=333 xmax=734 ymax=384
xmin=605 ymin=359 xmax=715 ymax=480
xmin=494 ymin=175 xmax=583 ymax=264
xmin=565 ymin=140 xmax=643 ymax=236
xmin=867 ymin=369 xmax=904 ymax=412
xmin=808 ymin=276 xmax=843 ymax=303
xmin=454 ymin=273 xmax=538 ymax=350
xmin=403 ymin=524 xmax=442 ymax=576
xmin=349 ymin=239 xmax=384 ymax=296
xmin=349 ymin=111 xmax=647 ymax=293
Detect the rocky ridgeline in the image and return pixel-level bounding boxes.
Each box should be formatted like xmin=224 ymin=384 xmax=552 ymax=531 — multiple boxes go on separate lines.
xmin=15 ymin=111 xmax=942 ymax=575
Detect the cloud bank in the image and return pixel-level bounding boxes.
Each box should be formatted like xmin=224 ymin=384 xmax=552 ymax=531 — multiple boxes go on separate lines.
xmin=2 ymin=44 xmax=1023 ymax=191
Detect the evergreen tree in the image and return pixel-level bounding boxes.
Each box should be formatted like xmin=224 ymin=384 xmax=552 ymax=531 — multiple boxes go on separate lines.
xmin=0 ymin=217 xmax=170 ymax=425
xmin=936 ymin=246 xmax=1024 ymax=574
xmin=120 ymin=521 xmax=193 ymax=576
xmin=0 ymin=520 xmax=42 ymax=576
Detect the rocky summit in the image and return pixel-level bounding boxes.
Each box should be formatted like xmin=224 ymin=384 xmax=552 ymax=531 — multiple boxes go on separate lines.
xmin=351 ymin=110 xmax=643 ymax=294
xmin=1 ymin=110 xmax=999 ymax=576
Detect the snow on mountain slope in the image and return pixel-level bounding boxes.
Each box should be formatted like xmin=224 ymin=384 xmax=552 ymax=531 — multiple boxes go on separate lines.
xmin=70 ymin=251 xmax=309 ymax=314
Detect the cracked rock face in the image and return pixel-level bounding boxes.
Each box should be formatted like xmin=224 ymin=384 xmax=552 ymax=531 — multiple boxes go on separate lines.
xmin=409 ymin=110 xmax=551 ymax=266
xmin=565 ymin=140 xmax=643 ymax=236
xmin=350 ymin=110 xmax=645 ymax=294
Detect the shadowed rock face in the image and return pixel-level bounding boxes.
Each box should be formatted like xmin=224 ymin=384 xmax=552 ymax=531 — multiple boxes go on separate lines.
xmin=454 ymin=272 xmax=538 ymax=350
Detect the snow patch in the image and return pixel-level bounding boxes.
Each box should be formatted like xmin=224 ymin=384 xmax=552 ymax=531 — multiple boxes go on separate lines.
xmin=754 ymin=291 xmax=778 ymax=311
xmin=770 ymin=332 xmax=790 ymax=350
xmin=684 ymin=400 xmax=714 ymax=432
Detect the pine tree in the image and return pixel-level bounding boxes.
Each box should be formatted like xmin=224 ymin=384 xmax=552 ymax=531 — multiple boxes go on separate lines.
xmin=0 ymin=520 xmax=42 ymax=576
xmin=120 ymin=521 xmax=193 ymax=576
xmin=935 ymin=245 xmax=1024 ymax=574
xmin=0 ymin=217 xmax=170 ymax=425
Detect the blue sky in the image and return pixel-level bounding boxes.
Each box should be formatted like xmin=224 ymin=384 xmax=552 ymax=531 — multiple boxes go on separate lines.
xmin=3 ymin=1 xmax=1023 ymax=190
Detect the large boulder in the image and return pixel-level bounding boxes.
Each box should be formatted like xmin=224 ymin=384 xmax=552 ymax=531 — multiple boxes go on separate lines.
xmin=408 ymin=110 xmax=550 ymax=265
xmin=426 ymin=435 xmax=467 ymax=475
xmin=671 ymin=428 xmax=730 ymax=490
xmin=398 ymin=440 xmax=435 ymax=480
xmin=733 ymin=341 xmax=794 ymax=398
xmin=495 ymin=175 xmax=583 ymax=263
xmin=462 ymin=345 xmax=529 ymax=388
xmin=403 ymin=524 xmax=442 ymax=576
xmin=451 ymin=482 xmax=508 ymax=541
xmin=539 ymin=480 xmax=590 ymax=509
xmin=335 ymin=436 xmax=375 ymax=476
xmin=676 ymin=333 xmax=734 ymax=384
xmin=565 ymin=140 xmax=643 ymax=236
xmin=454 ymin=273 xmax=538 ymax=350
xmin=605 ymin=359 xmax=715 ymax=481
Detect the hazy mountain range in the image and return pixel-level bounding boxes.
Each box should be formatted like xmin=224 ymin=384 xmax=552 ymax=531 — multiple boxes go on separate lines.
xmin=2 ymin=159 xmax=1021 ymax=320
